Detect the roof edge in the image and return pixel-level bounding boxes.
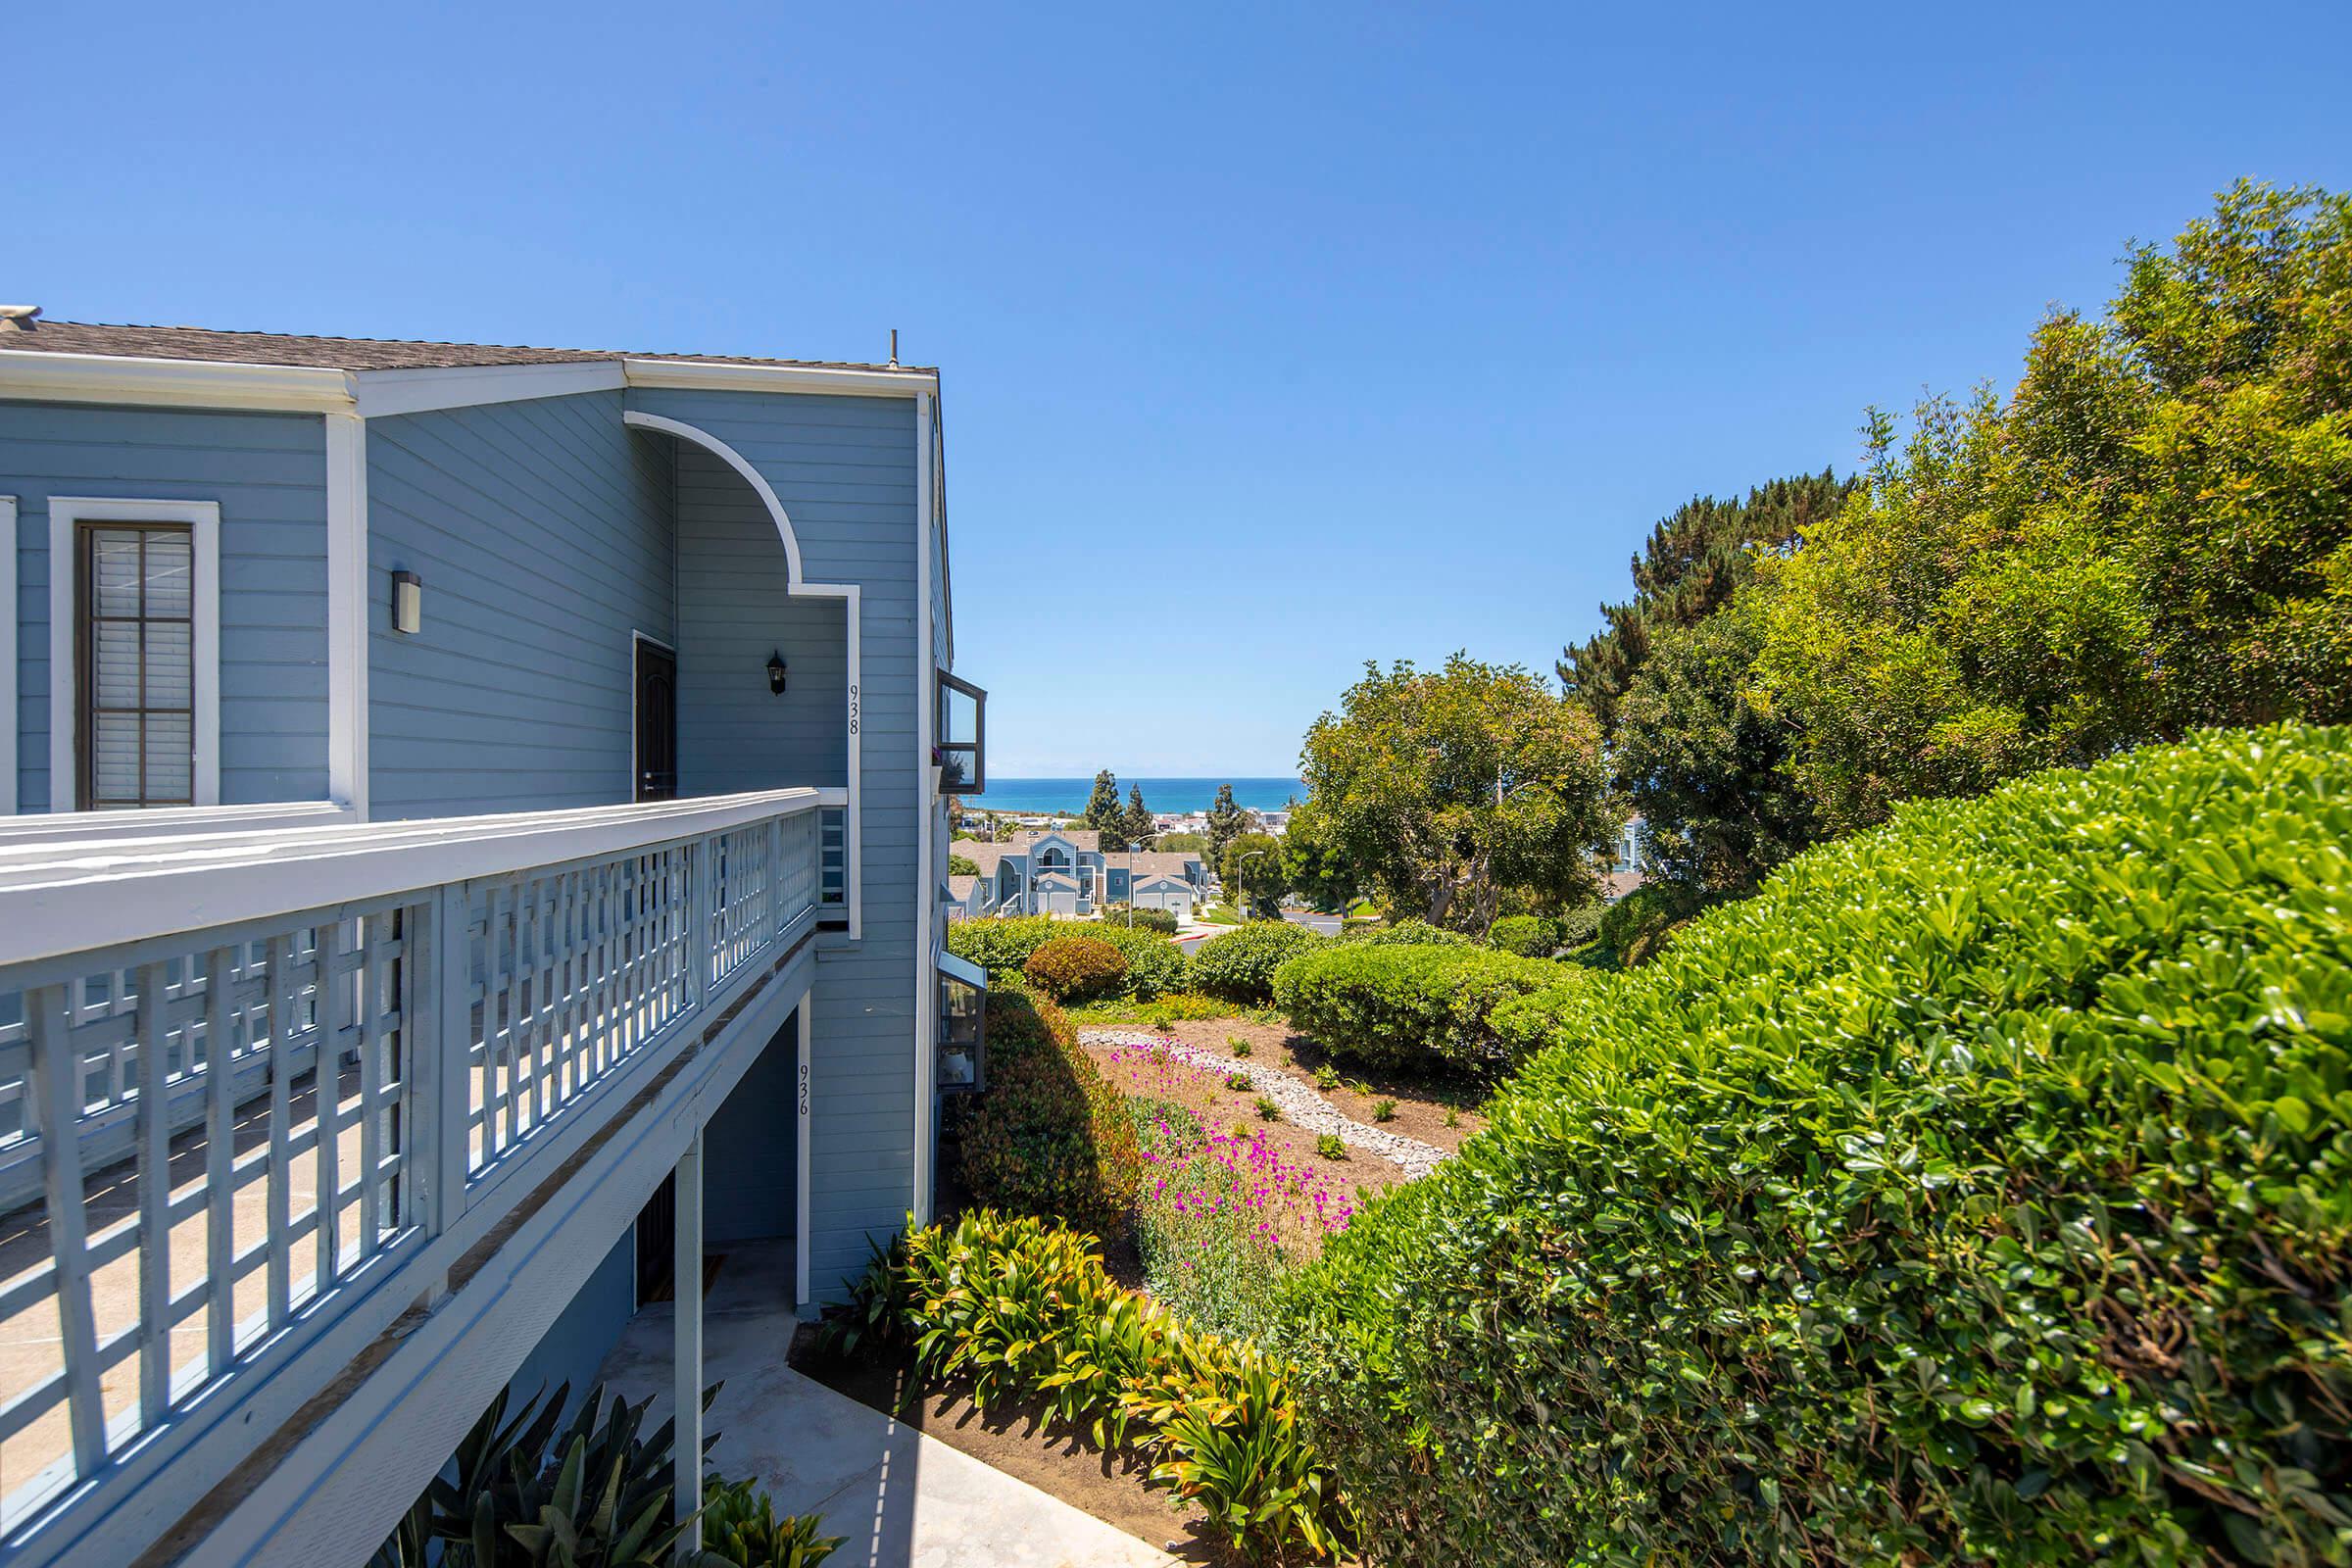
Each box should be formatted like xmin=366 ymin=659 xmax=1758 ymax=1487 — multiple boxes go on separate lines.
xmin=0 ymin=346 xmax=940 ymax=417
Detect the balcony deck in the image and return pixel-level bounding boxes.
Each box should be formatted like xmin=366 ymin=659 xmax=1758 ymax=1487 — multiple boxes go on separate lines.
xmin=0 ymin=787 xmax=845 ymax=1566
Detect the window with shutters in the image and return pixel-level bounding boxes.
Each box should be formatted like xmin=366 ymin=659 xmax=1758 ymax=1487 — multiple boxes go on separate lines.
xmin=77 ymin=523 xmax=196 ymax=808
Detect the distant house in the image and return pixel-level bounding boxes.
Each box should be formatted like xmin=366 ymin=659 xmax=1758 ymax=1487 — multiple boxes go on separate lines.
xmin=954 ymin=829 xmax=1207 ymax=918
xmin=1604 ymin=814 xmax=1646 ymax=899
xmin=946 ymin=873 xmax=993 ymax=921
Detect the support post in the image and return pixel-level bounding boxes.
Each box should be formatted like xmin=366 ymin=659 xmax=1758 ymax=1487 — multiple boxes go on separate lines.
xmin=673 ymin=1129 xmax=705 ymax=1558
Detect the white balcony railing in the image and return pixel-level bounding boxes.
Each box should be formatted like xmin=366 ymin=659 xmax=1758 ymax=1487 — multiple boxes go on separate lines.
xmin=0 ymin=787 xmax=837 ymax=1542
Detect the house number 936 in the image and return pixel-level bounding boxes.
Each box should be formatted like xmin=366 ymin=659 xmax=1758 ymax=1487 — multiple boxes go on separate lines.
xmin=798 ymin=1062 xmax=810 ymax=1117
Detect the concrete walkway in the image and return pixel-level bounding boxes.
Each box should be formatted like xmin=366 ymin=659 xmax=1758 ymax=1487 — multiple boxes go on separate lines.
xmin=594 ymin=1242 xmax=1174 ymax=1568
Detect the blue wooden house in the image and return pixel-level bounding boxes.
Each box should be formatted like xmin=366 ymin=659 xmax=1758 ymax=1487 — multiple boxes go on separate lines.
xmin=0 ymin=318 xmax=988 ymax=1565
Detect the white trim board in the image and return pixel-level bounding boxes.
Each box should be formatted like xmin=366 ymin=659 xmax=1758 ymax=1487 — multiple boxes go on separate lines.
xmin=618 ymin=410 xmax=863 ymax=941
xmin=1 ymin=496 xmax=15 ymax=814
xmin=324 ymin=413 xmax=369 ymax=819
xmin=912 ymin=391 xmax=937 ymax=1226
xmin=45 ymin=496 xmax=221 ymax=813
xmin=0 ymin=348 xmax=934 ymax=420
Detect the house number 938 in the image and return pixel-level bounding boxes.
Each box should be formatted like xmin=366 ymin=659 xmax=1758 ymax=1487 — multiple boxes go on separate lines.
xmin=847 ymin=683 xmax=859 ymax=736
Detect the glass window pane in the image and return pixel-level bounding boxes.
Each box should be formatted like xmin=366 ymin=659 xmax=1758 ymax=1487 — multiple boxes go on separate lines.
xmin=93 ymin=621 xmax=143 ymax=707
xmin=91 ymin=711 xmax=143 ymax=804
xmin=144 ymin=712 xmax=192 ymax=801
xmin=143 ymin=535 xmax=193 ymax=617
xmin=91 ymin=530 xmax=145 ymax=615
xmin=144 ymin=620 xmax=192 ymax=708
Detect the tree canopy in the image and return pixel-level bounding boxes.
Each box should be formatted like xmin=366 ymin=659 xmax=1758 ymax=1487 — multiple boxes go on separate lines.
xmin=1559 ymin=470 xmax=1853 ymax=737
xmin=1081 ymin=770 xmax=1124 ymax=843
xmin=1205 ymin=784 xmax=1250 ymax=868
xmin=1218 ymin=832 xmax=1288 ymax=919
xmin=1745 ymin=179 xmax=2352 ymax=832
xmin=1119 ymin=783 xmax=1155 ymax=850
xmin=1298 ymin=654 xmax=1609 ymax=932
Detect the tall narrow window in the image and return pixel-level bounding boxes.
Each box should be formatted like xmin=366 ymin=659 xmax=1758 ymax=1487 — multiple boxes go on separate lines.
xmin=78 ymin=523 xmax=195 ymax=808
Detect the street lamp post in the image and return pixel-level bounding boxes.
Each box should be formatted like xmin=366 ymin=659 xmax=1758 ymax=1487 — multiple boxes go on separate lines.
xmin=1239 ymin=848 xmax=1269 ymax=921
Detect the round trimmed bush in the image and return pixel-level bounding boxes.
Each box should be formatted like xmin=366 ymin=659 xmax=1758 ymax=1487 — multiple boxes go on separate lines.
xmin=956 ymin=986 xmax=1140 ymax=1235
xmin=1090 ymin=923 xmax=1191 ymax=1000
xmin=1595 ymin=882 xmax=1683 ymax=964
xmin=1485 ymin=913 xmax=1560 ymax=956
xmin=1270 ymin=944 xmax=1569 ymax=1072
xmin=1276 ymin=725 xmax=2352 ymax=1566
xmin=1022 ymin=934 xmax=1128 ymax=1003
xmin=1189 ymin=921 xmax=1327 ymax=1004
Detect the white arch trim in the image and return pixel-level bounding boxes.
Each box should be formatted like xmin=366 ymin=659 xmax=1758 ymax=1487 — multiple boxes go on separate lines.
xmin=621 ymin=409 xmax=860 ymax=940
xmin=623 ymin=410 xmax=807 ymax=585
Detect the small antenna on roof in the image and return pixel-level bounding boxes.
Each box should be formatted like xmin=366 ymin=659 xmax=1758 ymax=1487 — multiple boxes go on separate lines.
xmin=888 ymin=328 xmax=899 ymax=368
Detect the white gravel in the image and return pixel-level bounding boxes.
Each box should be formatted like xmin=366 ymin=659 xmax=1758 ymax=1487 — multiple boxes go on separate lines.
xmin=1080 ymin=1028 xmax=1451 ymax=1180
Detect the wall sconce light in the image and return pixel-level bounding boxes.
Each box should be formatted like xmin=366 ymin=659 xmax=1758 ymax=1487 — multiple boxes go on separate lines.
xmin=766 ymin=650 xmax=788 ymax=695
xmin=391 ymin=570 xmax=423 ymax=635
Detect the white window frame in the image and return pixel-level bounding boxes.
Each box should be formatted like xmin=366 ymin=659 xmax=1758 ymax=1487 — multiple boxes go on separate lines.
xmin=47 ymin=497 xmax=222 ymax=811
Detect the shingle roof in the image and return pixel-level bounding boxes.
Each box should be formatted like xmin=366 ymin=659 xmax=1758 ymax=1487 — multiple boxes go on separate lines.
xmin=0 ymin=319 xmax=932 ymax=375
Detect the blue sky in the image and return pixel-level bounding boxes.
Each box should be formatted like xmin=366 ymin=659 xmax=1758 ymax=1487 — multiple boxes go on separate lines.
xmin=9 ymin=3 xmax=2349 ymax=776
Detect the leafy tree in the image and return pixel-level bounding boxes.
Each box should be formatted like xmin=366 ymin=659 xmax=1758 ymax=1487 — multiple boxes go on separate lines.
xmin=1746 ymin=180 xmax=2352 ymax=831
xmin=1082 ymin=769 xmax=1124 ymax=843
xmin=1219 ymin=832 xmax=1288 ymax=919
xmin=1156 ymin=830 xmax=1208 ymax=856
xmin=948 ymin=853 xmax=982 ymax=878
xmin=1298 ymin=654 xmax=1609 ymax=932
xmin=1119 ymin=783 xmax=1155 ymax=850
xmin=1205 ymin=784 xmax=1250 ymax=868
xmin=1559 ymin=470 xmax=1853 ymax=737
xmin=1612 ymin=610 xmax=1819 ymax=898
xmin=1281 ymin=796 xmax=1357 ymax=911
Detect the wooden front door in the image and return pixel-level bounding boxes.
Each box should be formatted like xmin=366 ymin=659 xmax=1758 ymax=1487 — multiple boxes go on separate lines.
xmin=635 ymin=640 xmax=677 ymax=803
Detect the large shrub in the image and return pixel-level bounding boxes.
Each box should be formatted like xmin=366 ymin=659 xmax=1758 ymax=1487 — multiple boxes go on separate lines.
xmin=1484 ymin=913 xmax=1559 ymax=956
xmin=1270 ymin=945 xmax=1568 ymax=1072
xmin=1594 ymin=881 xmax=1683 ymax=965
xmin=1090 ymin=923 xmax=1192 ymax=1000
xmin=1191 ymin=921 xmax=1327 ymax=1004
xmin=1275 ymin=725 xmax=2352 ymax=1566
xmin=955 ymin=987 xmax=1139 ymax=1235
xmin=945 ymin=914 xmax=1059 ymax=981
xmin=1097 ymin=903 xmax=1181 ymax=935
xmin=1022 ymin=934 xmax=1127 ymax=1003
xmin=1331 ymin=917 xmax=1474 ymax=948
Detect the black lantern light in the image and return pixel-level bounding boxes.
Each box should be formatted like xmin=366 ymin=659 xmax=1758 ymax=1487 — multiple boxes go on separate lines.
xmin=766 ymin=650 xmax=788 ymax=695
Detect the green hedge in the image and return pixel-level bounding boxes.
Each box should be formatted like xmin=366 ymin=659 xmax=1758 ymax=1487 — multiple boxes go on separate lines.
xmin=1595 ymin=882 xmax=1683 ymax=965
xmin=1190 ymin=921 xmax=1327 ymax=1004
xmin=1274 ymin=725 xmax=2352 ymax=1565
xmin=946 ymin=914 xmax=1060 ymax=981
xmin=1332 ymin=918 xmax=1474 ymax=948
xmin=954 ymin=986 xmax=1139 ymax=1236
xmin=1269 ymin=945 xmax=1570 ymax=1072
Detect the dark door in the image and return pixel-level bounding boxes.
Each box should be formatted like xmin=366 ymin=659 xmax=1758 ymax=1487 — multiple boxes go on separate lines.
xmin=636 ymin=1170 xmax=677 ymax=1303
xmin=635 ymin=640 xmax=677 ymax=803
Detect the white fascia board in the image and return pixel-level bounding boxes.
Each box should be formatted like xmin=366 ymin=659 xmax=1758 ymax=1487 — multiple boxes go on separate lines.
xmin=0 ymin=349 xmax=355 ymax=412
xmin=351 ymin=361 xmax=626 ymax=417
xmin=623 ymin=358 xmax=937 ymax=398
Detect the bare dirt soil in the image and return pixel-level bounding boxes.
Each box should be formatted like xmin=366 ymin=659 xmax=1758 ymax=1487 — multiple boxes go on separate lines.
xmin=1153 ymin=1017 xmax=1489 ymax=1153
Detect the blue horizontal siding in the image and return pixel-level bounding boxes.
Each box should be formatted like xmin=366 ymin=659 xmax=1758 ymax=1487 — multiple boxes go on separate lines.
xmin=1 ymin=399 xmax=329 ymax=810
xmin=366 ymin=390 xmax=675 ymax=820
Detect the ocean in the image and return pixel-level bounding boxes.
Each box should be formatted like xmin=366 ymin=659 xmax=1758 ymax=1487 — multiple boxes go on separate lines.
xmin=973 ymin=777 xmax=1303 ymax=815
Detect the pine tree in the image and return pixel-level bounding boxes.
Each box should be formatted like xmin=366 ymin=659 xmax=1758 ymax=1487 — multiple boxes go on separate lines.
xmin=1119 ymin=784 xmax=1155 ymax=850
xmin=1082 ymin=769 xmax=1124 ymax=842
xmin=1558 ymin=470 xmax=1854 ymax=736
xmin=1206 ymin=784 xmax=1248 ymax=869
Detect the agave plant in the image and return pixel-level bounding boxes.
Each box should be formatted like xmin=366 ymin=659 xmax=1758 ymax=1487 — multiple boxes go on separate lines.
xmin=699 ymin=1479 xmax=842 ymax=1567
xmin=370 ymin=1381 xmax=723 ymax=1567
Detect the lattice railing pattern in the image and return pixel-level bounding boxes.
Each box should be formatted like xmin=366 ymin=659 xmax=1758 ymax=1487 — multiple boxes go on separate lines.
xmin=0 ymin=901 xmax=416 ymax=1516
xmin=0 ymin=793 xmax=826 ymax=1531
